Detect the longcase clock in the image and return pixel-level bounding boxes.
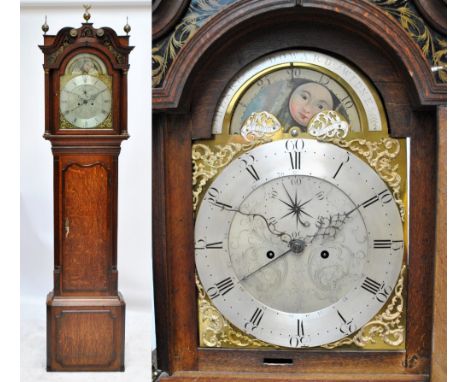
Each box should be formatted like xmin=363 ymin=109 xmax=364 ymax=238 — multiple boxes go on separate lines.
xmin=152 ymin=1 xmax=446 ymax=381
xmin=40 ymin=8 xmax=133 ymax=371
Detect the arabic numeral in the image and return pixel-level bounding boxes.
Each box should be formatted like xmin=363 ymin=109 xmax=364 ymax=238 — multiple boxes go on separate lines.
xmin=289 ymin=319 xmax=306 ymax=347
xmin=240 ymin=155 xmax=260 ymax=181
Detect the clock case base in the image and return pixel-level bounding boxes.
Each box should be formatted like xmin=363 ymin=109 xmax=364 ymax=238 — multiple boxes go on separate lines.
xmin=46 ymin=292 xmax=125 ymax=371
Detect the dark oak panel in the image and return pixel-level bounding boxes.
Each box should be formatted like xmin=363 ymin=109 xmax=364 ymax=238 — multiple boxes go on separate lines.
xmin=62 ymin=161 xmax=112 ymax=293
xmin=47 ymin=293 xmax=125 ymax=371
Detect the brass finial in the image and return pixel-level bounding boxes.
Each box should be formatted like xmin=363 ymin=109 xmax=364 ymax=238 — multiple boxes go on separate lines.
xmin=83 ymin=4 xmax=91 ymax=22
xmin=42 ymin=15 xmax=49 ymax=35
xmin=124 ymin=17 xmax=131 ymax=35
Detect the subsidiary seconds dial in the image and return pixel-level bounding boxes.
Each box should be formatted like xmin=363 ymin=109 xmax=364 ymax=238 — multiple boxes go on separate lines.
xmin=195 ymin=139 xmax=404 ymax=348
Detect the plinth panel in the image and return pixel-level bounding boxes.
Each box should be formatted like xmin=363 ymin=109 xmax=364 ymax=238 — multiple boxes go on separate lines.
xmin=46 ymin=293 xmax=125 ymax=371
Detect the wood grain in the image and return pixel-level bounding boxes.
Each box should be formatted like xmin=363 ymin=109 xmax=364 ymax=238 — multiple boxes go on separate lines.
xmin=430 ymin=106 xmax=447 ymax=382
xmin=47 ymin=293 xmax=125 ymax=371
xmin=152 ymin=0 xmax=446 ymax=110
xmin=152 ymin=0 xmax=447 ymax=380
xmin=152 ymin=0 xmax=190 ymax=40
xmin=41 ymin=21 xmax=131 ymax=371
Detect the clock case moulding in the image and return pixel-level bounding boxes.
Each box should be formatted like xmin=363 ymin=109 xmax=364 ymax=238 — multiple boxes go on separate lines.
xmin=152 ymin=0 xmax=446 ymax=381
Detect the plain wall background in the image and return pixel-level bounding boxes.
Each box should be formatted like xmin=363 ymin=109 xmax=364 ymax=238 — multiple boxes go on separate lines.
xmin=20 ymin=1 xmax=154 ymax=379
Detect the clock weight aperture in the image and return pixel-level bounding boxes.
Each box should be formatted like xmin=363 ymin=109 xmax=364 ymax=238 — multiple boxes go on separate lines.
xmin=40 ymin=8 xmax=133 ymax=371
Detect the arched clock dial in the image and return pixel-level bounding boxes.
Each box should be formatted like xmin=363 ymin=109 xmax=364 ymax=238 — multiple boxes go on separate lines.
xmin=195 ymin=139 xmax=404 ymax=348
xmin=59 ymin=53 xmax=112 ymax=129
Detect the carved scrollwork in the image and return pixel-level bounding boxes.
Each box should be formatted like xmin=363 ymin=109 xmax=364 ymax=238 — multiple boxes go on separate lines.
xmin=152 ymin=0 xmax=236 ymax=87
xmin=371 ymin=0 xmax=446 ymax=82
xmin=153 ymin=0 xmax=446 ymax=87
xmin=47 ymin=34 xmax=76 ymax=65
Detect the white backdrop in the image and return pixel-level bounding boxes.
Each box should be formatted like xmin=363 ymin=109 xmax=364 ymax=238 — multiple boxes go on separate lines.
xmin=20 ymin=1 xmax=153 ymax=380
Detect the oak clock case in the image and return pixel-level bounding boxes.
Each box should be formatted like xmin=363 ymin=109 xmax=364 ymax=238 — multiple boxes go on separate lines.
xmin=40 ymin=14 xmax=133 ymax=372
xmin=194 ymin=50 xmax=407 ymax=351
xmin=152 ymin=1 xmax=446 ymax=380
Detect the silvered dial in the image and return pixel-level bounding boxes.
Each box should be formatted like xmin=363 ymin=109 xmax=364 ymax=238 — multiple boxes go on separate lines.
xmin=195 ymin=139 xmax=404 ymax=348
xmin=60 ymin=75 xmax=111 ymax=128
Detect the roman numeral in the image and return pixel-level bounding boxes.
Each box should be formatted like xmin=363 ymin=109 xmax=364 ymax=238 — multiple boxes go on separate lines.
xmin=333 ymin=153 xmax=350 ymax=179
xmin=247 ymin=307 xmax=264 ymax=329
xmin=206 ymin=277 xmax=235 ymax=300
xmin=337 ymin=310 xmax=356 ymax=335
xmin=212 ymin=200 xmax=232 ymax=209
xmin=289 ymin=319 xmax=306 ymax=347
xmin=333 ymin=162 xmax=345 ymax=179
xmin=207 ymin=187 xmax=232 ymax=210
xmin=205 ymin=241 xmax=223 ymax=249
xmin=337 ymin=310 xmax=347 ymax=324
xmin=195 ymin=239 xmax=223 ymax=250
xmin=289 ymin=151 xmax=301 ymax=169
xmin=216 ymin=277 xmax=234 ymax=295
xmin=361 ymin=195 xmax=379 ymax=208
xmin=245 ymin=165 xmax=260 ymax=181
xmin=296 ymin=319 xmax=305 ymax=336
xmin=373 ymin=239 xmax=392 ymax=249
xmin=361 ymin=277 xmax=382 ymax=295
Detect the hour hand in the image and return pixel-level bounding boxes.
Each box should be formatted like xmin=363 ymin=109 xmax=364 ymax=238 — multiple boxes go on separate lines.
xmin=305 ymin=213 xmax=348 ymax=243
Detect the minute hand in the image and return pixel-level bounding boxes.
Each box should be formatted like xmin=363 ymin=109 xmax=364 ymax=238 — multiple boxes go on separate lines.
xmin=238 ymin=247 xmax=293 ymax=282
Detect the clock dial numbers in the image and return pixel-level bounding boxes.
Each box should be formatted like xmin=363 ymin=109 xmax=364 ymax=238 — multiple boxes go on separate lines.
xmin=60 ymin=74 xmax=112 ymax=129
xmin=206 ymin=277 xmax=235 ymax=300
xmin=289 ymin=319 xmax=306 ymax=348
xmin=239 ymin=154 xmax=260 ymax=181
xmin=206 ymin=187 xmax=233 ymax=210
xmin=361 ymin=189 xmax=393 ymax=209
xmin=244 ymin=307 xmax=265 ymax=331
xmin=285 ymin=139 xmax=304 ymax=170
xmin=360 ymin=277 xmax=393 ymax=303
xmin=195 ymin=238 xmax=224 ymax=250
xmin=337 ymin=310 xmax=357 ymax=336
xmin=195 ymin=139 xmax=404 ymax=348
